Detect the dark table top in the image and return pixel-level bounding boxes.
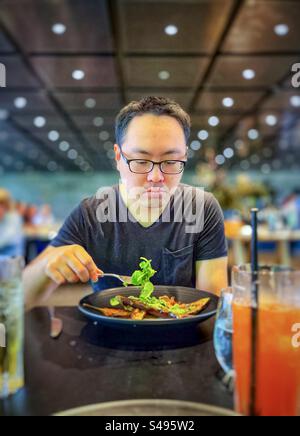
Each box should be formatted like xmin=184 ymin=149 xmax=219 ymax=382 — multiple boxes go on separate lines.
xmin=0 ymin=307 xmax=233 ymax=416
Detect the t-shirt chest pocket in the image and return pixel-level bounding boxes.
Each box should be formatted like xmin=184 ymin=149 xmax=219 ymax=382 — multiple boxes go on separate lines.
xmin=162 ymin=244 xmax=195 ymax=286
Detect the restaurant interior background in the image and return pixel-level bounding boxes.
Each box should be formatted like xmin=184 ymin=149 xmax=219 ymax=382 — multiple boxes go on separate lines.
xmin=1 ymin=0 xmax=300 ymax=271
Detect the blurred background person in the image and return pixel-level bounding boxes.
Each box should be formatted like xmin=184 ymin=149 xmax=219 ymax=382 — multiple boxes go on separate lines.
xmin=23 ymin=204 xmax=38 ymax=228
xmin=0 ymin=188 xmax=24 ymax=257
xmin=32 ymin=204 xmax=55 ymax=226
xmin=15 ymin=201 xmax=28 ymax=224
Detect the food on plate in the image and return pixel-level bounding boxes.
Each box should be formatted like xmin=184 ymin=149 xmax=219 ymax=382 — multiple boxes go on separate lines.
xmin=84 ymin=258 xmax=210 ymax=320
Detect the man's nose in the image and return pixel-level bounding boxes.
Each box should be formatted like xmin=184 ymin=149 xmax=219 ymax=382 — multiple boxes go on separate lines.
xmin=147 ymin=164 xmax=165 ymax=183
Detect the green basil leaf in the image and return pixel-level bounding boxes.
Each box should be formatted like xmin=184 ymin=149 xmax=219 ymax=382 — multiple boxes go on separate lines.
xmin=110 ymin=297 xmax=120 ymax=307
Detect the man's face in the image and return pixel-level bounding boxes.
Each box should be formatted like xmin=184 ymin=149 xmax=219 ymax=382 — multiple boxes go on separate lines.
xmin=114 ymin=114 xmax=187 ymax=207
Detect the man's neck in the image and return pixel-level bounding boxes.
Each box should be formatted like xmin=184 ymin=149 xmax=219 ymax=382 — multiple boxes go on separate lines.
xmin=119 ymin=183 xmax=168 ymax=228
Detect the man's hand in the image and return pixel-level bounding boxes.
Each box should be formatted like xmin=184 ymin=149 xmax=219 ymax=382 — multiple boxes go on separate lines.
xmin=44 ymin=245 xmax=103 ymax=285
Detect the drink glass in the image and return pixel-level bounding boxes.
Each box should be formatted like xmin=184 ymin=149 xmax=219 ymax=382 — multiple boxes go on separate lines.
xmin=232 ymin=265 xmax=300 ymax=416
xmin=0 ymin=256 xmax=24 ymax=399
xmin=213 ymin=287 xmax=233 ymax=375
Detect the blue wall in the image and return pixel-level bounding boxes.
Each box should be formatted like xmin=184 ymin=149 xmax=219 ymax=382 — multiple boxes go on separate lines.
xmin=1 ymin=170 xmax=299 ymax=220
xmin=0 ymin=172 xmax=119 ymax=219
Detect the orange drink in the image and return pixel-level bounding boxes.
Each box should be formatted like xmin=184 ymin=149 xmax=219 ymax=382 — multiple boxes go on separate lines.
xmin=232 ymin=266 xmax=300 ymax=416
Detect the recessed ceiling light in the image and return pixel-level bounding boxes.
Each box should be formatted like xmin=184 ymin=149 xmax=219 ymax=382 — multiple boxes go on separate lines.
xmin=85 ymin=98 xmax=96 ymax=109
xmin=190 ymin=140 xmax=202 ymax=151
xmin=222 ymin=97 xmax=234 ymax=108
xmin=104 ymin=141 xmax=113 ymax=151
xmin=59 ymin=141 xmax=70 ymax=152
xmin=47 ymin=161 xmax=58 ymax=171
xmin=215 ymin=155 xmax=225 ymax=165
xmin=248 ymin=129 xmax=259 ymax=140
xmin=34 ymin=116 xmax=46 ymax=128
xmin=274 ymin=24 xmax=289 ymax=36
xmin=265 ymin=115 xmax=278 ymax=126
xmin=93 ymin=116 xmax=104 ymax=127
xmin=158 ymin=70 xmax=170 ymax=80
xmin=81 ymin=163 xmax=90 ymax=172
xmin=242 ymin=69 xmax=256 ymax=80
xmin=68 ymin=149 xmax=78 ymax=160
xmin=0 ymin=109 xmax=9 ymax=120
xmin=48 ymin=130 xmax=60 ymax=142
xmin=99 ymin=131 xmax=110 ymax=141
xmin=197 ymin=130 xmax=209 ymax=141
xmin=240 ymin=160 xmax=250 ymax=170
xmin=290 ymin=95 xmax=300 ymax=107
xmin=164 ymin=25 xmax=178 ymax=36
xmin=250 ymin=154 xmax=260 ymax=164
xmin=28 ymin=149 xmax=39 ymax=160
xmin=223 ymin=147 xmax=234 ymax=159
xmin=261 ymin=164 xmax=271 ymax=174
xmin=72 ymin=70 xmax=85 ymax=81
xmin=52 ymin=23 xmax=67 ymax=35
xmin=14 ymin=97 xmax=27 ymax=109
xmin=208 ymin=116 xmax=220 ymax=127
xmin=75 ymin=156 xmax=85 ymax=166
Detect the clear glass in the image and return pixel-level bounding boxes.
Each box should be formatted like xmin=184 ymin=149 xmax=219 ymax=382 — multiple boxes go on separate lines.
xmin=232 ymin=265 xmax=300 ymax=416
xmin=213 ymin=287 xmax=233 ymax=374
xmin=0 ymin=256 xmax=24 ymax=399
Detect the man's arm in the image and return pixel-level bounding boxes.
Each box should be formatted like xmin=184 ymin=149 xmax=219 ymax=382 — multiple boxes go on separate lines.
xmin=23 ymin=245 xmax=102 ymax=311
xmin=195 ymin=257 xmax=228 ymax=296
xmin=194 ymin=192 xmax=228 ymax=296
xmin=23 ymin=246 xmax=59 ymax=311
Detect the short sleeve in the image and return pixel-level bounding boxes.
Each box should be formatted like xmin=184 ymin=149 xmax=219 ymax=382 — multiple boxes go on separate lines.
xmin=195 ymin=193 xmax=228 ymax=261
xmin=50 ymin=203 xmax=87 ymax=249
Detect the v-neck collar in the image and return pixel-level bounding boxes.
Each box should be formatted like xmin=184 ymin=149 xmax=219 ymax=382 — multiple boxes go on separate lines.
xmin=117 ymin=184 xmax=175 ymax=231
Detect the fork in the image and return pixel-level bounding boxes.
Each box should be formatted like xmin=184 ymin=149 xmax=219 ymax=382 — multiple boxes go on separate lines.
xmin=95 ymin=273 xmax=132 ymax=285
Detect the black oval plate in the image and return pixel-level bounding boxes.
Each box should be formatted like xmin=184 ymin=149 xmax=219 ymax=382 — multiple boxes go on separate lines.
xmin=79 ymin=286 xmax=218 ymax=328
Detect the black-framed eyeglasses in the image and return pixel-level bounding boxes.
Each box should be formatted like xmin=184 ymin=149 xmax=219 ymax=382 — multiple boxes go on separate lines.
xmin=120 ymin=150 xmax=187 ymax=175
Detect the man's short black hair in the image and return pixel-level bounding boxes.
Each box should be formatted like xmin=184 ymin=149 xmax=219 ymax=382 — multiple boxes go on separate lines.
xmin=115 ymin=96 xmax=191 ymax=147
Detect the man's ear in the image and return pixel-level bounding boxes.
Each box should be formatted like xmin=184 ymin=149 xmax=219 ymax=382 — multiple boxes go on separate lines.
xmin=114 ymin=144 xmax=121 ymax=161
xmin=114 ymin=144 xmax=121 ymax=171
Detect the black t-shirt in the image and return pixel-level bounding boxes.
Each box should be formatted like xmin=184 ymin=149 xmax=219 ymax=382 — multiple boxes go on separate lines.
xmin=50 ymin=183 xmax=227 ymax=291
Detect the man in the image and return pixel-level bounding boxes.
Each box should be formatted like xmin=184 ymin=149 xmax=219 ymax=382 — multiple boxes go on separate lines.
xmin=0 ymin=189 xmax=24 ymax=257
xmin=24 ymin=97 xmax=228 ymax=309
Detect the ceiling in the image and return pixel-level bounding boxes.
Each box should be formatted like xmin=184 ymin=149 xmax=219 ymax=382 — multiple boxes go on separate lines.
xmin=0 ymin=0 xmax=300 ymax=174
